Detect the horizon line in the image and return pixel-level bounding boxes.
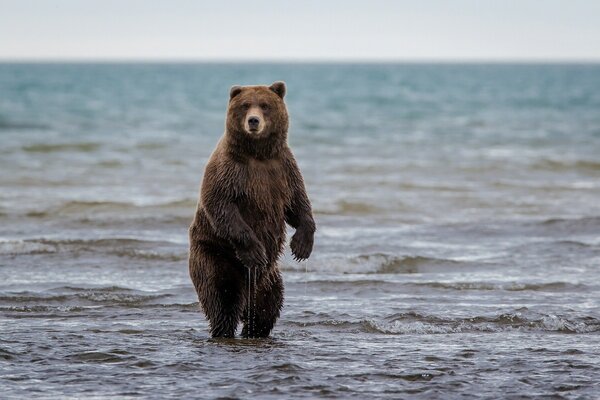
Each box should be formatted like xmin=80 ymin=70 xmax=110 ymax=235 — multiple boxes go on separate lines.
xmin=1 ymin=57 xmax=600 ymax=65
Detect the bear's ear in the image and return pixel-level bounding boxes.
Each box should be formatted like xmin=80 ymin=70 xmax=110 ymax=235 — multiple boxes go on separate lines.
xmin=230 ymin=85 xmax=243 ymax=100
xmin=269 ymin=81 xmax=286 ymax=99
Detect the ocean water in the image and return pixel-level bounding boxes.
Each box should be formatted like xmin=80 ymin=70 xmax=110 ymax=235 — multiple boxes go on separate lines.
xmin=1 ymin=63 xmax=600 ymax=399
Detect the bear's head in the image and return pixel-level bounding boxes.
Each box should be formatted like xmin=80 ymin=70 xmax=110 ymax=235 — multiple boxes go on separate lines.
xmin=226 ymin=82 xmax=288 ymax=140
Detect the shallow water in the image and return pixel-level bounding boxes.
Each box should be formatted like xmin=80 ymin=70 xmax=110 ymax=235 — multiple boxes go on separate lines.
xmin=1 ymin=63 xmax=600 ymax=398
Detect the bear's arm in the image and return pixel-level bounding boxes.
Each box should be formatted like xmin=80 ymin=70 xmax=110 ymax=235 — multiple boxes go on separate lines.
xmin=283 ymin=153 xmax=316 ymax=261
xmin=200 ymin=159 xmax=268 ymax=268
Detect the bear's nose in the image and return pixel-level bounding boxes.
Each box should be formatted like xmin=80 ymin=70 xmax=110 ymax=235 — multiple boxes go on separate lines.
xmin=248 ymin=116 xmax=260 ymax=126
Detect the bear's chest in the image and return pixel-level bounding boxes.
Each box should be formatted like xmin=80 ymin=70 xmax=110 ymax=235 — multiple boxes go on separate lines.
xmin=242 ymin=158 xmax=290 ymax=212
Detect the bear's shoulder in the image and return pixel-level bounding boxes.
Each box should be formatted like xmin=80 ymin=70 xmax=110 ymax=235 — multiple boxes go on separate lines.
xmin=202 ymin=144 xmax=247 ymax=197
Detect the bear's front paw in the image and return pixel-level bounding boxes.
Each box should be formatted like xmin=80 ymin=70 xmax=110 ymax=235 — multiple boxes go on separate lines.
xmin=236 ymin=241 xmax=268 ymax=269
xmin=290 ymin=229 xmax=314 ymax=261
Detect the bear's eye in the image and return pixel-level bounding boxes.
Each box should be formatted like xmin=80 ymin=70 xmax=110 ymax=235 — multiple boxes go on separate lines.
xmin=241 ymin=103 xmax=251 ymax=110
xmin=259 ymin=103 xmax=270 ymax=110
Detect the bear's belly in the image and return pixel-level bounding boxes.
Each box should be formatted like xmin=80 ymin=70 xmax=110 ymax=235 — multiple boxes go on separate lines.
xmin=240 ymin=158 xmax=290 ymax=261
xmin=239 ymin=196 xmax=287 ymax=261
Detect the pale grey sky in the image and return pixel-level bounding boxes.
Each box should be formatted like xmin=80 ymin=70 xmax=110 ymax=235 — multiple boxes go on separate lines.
xmin=1 ymin=0 xmax=599 ymax=61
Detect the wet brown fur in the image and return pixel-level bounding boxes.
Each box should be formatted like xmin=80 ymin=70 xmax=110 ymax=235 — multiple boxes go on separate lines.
xmin=189 ymin=82 xmax=315 ymax=338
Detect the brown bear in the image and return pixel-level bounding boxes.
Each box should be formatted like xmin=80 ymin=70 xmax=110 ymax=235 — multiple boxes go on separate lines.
xmin=188 ymin=81 xmax=315 ymax=338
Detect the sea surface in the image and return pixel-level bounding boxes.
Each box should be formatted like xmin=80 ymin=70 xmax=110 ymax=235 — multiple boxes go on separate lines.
xmin=1 ymin=63 xmax=600 ymax=399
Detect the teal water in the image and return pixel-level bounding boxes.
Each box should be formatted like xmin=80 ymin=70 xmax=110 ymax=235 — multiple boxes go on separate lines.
xmin=1 ymin=63 xmax=600 ymax=399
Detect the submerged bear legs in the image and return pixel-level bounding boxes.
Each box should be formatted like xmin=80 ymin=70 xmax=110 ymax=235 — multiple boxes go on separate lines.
xmin=189 ymin=245 xmax=246 ymax=338
xmin=207 ymin=275 xmax=245 ymax=338
xmin=189 ymin=243 xmax=284 ymax=338
xmin=241 ymin=268 xmax=284 ymax=338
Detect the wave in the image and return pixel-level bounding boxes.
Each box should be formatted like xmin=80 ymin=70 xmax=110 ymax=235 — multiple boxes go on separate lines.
xmin=135 ymin=141 xmax=169 ymax=150
xmin=68 ymin=350 xmax=131 ymax=363
xmin=539 ymin=216 xmax=600 ymax=227
xmin=0 ymin=305 xmax=87 ymax=313
xmin=288 ymin=311 xmax=600 ymax=334
xmin=0 ymin=237 xmax=187 ymax=261
xmin=528 ymin=216 xmax=600 ymax=236
xmin=280 ymin=253 xmax=481 ymax=274
xmin=315 ymin=200 xmax=383 ymax=216
xmin=32 ymin=237 xmax=168 ymax=247
xmin=0 ymin=239 xmax=57 ymax=255
xmin=0 ymin=302 xmax=198 ymax=314
xmin=304 ymin=279 xmax=396 ymax=287
xmin=44 ymin=200 xmax=137 ymax=214
xmin=550 ymin=240 xmax=594 ymax=248
xmin=25 ymin=198 xmax=197 ymax=217
xmin=412 ymin=281 xmax=589 ymax=292
xmin=364 ymin=316 xmax=599 ymax=335
xmin=21 ymin=142 xmax=102 ymax=153
xmin=372 ymin=255 xmax=466 ymax=274
xmin=340 ymin=372 xmax=438 ymax=382
xmin=0 ymin=238 xmax=139 ymax=255
xmin=352 ymin=253 xmax=478 ymax=274
xmin=0 ymin=347 xmax=17 ymax=361
xmin=95 ymin=159 xmax=124 ymax=168
xmin=111 ymin=248 xmax=187 ymax=262
xmin=533 ymin=159 xmax=600 ymax=172
xmin=0 ymin=286 xmax=174 ymax=307
xmin=299 ymin=279 xmax=589 ymax=293
xmin=0 ymin=120 xmax=50 ymax=131
xmin=72 ymin=215 xmax=193 ymax=230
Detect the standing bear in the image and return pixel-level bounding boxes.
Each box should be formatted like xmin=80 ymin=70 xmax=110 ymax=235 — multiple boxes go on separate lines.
xmin=189 ymin=81 xmax=315 ymax=338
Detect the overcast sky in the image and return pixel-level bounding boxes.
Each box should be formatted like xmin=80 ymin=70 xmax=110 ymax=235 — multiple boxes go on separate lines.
xmin=1 ymin=0 xmax=599 ymax=61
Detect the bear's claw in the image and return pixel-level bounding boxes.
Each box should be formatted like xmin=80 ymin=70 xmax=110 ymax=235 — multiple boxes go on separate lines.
xmin=236 ymin=241 xmax=268 ymax=269
xmin=290 ymin=229 xmax=313 ymax=261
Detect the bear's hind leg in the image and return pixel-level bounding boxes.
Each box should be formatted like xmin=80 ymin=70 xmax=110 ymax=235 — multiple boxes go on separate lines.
xmin=206 ymin=275 xmax=245 ymax=338
xmin=242 ymin=268 xmax=284 ymax=338
xmin=190 ymin=245 xmax=245 ymax=338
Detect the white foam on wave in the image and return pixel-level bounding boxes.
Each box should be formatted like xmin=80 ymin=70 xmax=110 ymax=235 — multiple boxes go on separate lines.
xmin=280 ymin=252 xmax=474 ymax=274
xmin=540 ymin=314 xmax=598 ymax=333
xmin=364 ymin=314 xmax=600 ymax=335
xmin=0 ymin=239 xmax=56 ymax=255
xmin=369 ymin=319 xmax=457 ymax=335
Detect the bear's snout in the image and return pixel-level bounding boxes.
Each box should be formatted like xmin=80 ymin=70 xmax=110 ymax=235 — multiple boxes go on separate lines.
xmin=244 ymin=111 xmax=265 ymax=135
xmin=248 ymin=116 xmax=260 ymax=129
